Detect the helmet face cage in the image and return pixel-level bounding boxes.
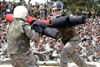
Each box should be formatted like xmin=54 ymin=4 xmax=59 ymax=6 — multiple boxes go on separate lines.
xmin=52 ymin=1 xmax=64 ymax=17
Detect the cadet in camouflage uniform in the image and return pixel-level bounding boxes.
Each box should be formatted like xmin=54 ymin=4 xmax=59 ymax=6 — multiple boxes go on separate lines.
xmin=7 ymin=6 xmax=40 ymax=67
xmin=89 ymin=48 xmax=100 ymax=62
xmin=51 ymin=1 xmax=88 ymax=67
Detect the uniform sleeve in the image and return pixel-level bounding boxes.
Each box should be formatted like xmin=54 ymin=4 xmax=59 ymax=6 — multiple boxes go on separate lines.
xmin=22 ymin=22 xmax=40 ymax=42
xmin=52 ymin=50 xmax=60 ymax=58
xmin=88 ymin=55 xmax=94 ymax=62
xmin=80 ymin=50 xmax=87 ymax=58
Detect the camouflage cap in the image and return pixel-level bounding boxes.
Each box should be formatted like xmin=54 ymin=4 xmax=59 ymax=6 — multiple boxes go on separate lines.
xmin=38 ymin=42 xmax=43 ymax=46
xmin=95 ymin=48 xmax=100 ymax=52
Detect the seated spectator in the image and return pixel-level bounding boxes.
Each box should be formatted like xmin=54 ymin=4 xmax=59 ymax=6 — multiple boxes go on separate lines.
xmin=0 ymin=36 xmax=8 ymax=58
xmin=80 ymin=42 xmax=94 ymax=61
xmin=75 ymin=45 xmax=82 ymax=55
xmin=78 ymin=37 xmax=86 ymax=48
xmin=34 ymin=42 xmax=46 ymax=61
xmin=2 ymin=32 xmax=7 ymax=43
xmin=40 ymin=35 xmax=48 ymax=45
xmin=84 ymin=35 xmax=92 ymax=43
xmin=78 ymin=32 xmax=85 ymax=39
xmin=53 ymin=39 xmax=57 ymax=44
xmin=0 ymin=37 xmax=3 ymax=49
xmin=91 ymin=39 xmax=100 ymax=52
xmin=30 ymin=40 xmax=39 ymax=50
xmin=89 ymin=48 xmax=100 ymax=62
xmin=52 ymin=42 xmax=64 ymax=65
xmin=0 ymin=28 xmax=3 ymax=37
xmin=95 ymin=36 xmax=100 ymax=45
xmin=52 ymin=42 xmax=63 ymax=60
xmin=0 ymin=43 xmax=8 ymax=58
xmin=56 ymin=38 xmax=64 ymax=47
xmin=45 ymin=39 xmax=56 ymax=60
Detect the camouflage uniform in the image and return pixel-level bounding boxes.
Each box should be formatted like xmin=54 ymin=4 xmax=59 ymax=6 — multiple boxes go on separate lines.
xmin=80 ymin=47 xmax=94 ymax=61
xmin=89 ymin=54 xmax=100 ymax=62
xmin=57 ymin=27 xmax=88 ymax=67
xmin=50 ymin=14 xmax=88 ymax=66
xmin=50 ymin=1 xmax=88 ymax=66
xmin=7 ymin=18 xmax=40 ymax=67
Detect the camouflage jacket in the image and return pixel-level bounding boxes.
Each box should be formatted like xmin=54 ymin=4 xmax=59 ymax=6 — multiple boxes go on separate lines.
xmin=89 ymin=54 xmax=100 ymax=62
xmin=50 ymin=16 xmax=77 ymax=41
xmin=7 ymin=18 xmax=40 ymax=54
xmin=57 ymin=26 xmax=77 ymax=40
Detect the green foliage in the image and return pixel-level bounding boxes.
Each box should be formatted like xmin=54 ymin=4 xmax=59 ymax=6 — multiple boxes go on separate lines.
xmin=51 ymin=0 xmax=100 ymax=15
xmin=96 ymin=4 xmax=100 ymax=16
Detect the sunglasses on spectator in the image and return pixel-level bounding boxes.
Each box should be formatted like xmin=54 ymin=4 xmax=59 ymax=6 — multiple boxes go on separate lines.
xmin=76 ymin=48 xmax=80 ymax=49
xmin=96 ymin=51 xmax=99 ymax=52
xmin=58 ymin=46 xmax=61 ymax=47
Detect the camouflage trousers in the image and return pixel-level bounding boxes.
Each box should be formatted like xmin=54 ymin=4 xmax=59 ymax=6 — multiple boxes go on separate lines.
xmin=60 ymin=36 xmax=88 ymax=67
xmin=9 ymin=51 xmax=39 ymax=67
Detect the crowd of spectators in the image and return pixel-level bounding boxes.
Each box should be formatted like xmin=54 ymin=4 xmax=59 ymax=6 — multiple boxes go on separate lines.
xmin=0 ymin=0 xmax=100 ymax=65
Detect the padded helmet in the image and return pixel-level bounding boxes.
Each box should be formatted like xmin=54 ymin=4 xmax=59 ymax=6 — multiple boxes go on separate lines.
xmin=52 ymin=1 xmax=65 ymax=17
xmin=13 ymin=6 xmax=28 ymax=19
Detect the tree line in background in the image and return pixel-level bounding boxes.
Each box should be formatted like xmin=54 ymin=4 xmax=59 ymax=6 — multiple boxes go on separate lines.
xmin=3 ymin=0 xmax=100 ymax=16
xmin=51 ymin=0 xmax=100 ymax=16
